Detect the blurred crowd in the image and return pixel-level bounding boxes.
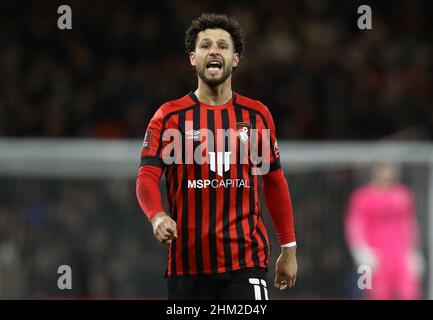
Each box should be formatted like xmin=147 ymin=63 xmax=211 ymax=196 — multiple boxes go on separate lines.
xmin=0 ymin=0 xmax=431 ymax=300
xmin=0 ymin=165 xmax=427 ymax=299
xmin=0 ymin=174 xmax=354 ymax=299
xmin=0 ymin=178 xmax=167 ymax=298
xmin=0 ymin=0 xmax=432 ymax=140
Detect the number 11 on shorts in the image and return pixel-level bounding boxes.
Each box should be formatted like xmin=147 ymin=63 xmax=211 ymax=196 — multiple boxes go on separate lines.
xmin=249 ymin=278 xmax=269 ymax=300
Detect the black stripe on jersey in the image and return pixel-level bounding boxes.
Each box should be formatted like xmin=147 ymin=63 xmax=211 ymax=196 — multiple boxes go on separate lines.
xmin=256 ymin=215 xmax=269 ymax=265
xmin=155 ymin=105 xmax=196 ymax=159
xmin=232 ymin=91 xmax=237 ymax=104
xmin=178 ymin=110 xmax=190 ymax=274
xmin=207 ymin=109 xmax=218 ymax=272
xmin=193 ymin=104 xmax=204 ymax=273
xmin=168 ymin=156 xmax=178 ymax=275
xmin=140 ymin=156 xmax=166 ymax=168
xmin=221 ymin=109 xmax=233 ymax=271
xmin=234 ymin=105 xmax=247 ymax=269
xmin=234 ymin=101 xmax=269 ymax=267
xmin=236 ymin=104 xmax=281 ymax=171
xmin=247 ymin=110 xmax=261 ymax=267
xmin=251 ymin=176 xmax=270 ymax=266
xmin=165 ymin=166 xmax=174 ymax=214
xmin=188 ymin=91 xmax=199 ymax=104
xmin=269 ymin=159 xmax=281 ymax=172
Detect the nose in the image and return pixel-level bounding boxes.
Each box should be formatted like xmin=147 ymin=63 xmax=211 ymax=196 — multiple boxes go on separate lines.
xmin=208 ymin=44 xmax=220 ymax=56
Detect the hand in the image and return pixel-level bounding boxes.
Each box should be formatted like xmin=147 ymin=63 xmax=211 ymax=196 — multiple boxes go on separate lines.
xmin=275 ymin=246 xmax=297 ymax=290
xmin=150 ymin=212 xmax=178 ymax=244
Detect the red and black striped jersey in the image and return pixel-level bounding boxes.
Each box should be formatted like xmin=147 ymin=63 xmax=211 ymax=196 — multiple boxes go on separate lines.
xmin=140 ymin=91 xmax=282 ymax=276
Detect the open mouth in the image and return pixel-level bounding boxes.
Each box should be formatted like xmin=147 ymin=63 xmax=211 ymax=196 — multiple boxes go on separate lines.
xmin=206 ymin=60 xmax=223 ymax=72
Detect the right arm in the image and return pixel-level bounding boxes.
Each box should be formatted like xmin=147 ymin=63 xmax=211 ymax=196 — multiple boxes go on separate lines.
xmin=136 ymin=165 xmax=177 ymax=244
xmin=136 ymin=106 xmax=177 ymax=245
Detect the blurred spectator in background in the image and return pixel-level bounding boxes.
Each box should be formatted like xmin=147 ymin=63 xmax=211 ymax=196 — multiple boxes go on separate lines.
xmin=0 ymin=0 xmax=432 ymax=140
xmin=345 ymin=162 xmax=425 ymax=299
xmin=0 ymin=240 xmax=27 ymax=299
xmin=0 ymin=0 xmax=431 ymax=299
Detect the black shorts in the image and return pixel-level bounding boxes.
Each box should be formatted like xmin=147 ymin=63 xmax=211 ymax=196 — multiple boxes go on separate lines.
xmin=167 ymin=267 xmax=269 ymax=300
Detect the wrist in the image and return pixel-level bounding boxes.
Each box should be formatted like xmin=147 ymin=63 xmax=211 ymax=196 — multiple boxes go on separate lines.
xmin=281 ymin=245 xmax=296 ymax=255
xmin=150 ymin=211 xmax=168 ymax=226
xmin=281 ymin=241 xmax=297 ymax=248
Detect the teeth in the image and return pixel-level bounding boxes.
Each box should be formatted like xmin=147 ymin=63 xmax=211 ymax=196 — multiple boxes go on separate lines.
xmin=207 ymin=61 xmax=222 ymax=68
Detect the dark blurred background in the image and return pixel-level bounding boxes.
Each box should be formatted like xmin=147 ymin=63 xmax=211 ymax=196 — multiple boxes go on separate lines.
xmin=0 ymin=0 xmax=432 ymax=299
xmin=0 ymin=0 xmax=432 ymax=140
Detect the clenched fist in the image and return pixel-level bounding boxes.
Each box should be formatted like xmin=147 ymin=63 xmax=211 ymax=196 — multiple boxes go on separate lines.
xmin=151 ymin=212 xmax=178 ymax=244
xmin=275 ymin=246 xmax=297 ymax=290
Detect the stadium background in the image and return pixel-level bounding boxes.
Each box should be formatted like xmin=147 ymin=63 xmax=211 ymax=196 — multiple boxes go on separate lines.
xmin=0 ymin=0 xmax=432 ymax=299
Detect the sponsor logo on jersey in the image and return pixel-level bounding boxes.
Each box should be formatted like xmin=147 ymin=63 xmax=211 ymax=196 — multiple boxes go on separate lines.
xmin=187 ymin=178 xmax=250 ymax=189
xmin=209 ymin=151 xmax=231 ymax=177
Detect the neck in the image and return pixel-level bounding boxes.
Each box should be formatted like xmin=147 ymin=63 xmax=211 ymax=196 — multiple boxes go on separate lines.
xmin=195 ymin=77 xmax=232 ymax=105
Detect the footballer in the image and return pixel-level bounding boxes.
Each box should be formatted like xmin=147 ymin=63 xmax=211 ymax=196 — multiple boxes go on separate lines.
xmin=136 ymin=13 xmax=297 ymax=300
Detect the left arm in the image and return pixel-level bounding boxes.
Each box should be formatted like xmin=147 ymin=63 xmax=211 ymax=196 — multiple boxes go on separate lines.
xmin=258 ymin=101 xmax=297 ymax=290
xmin=262 ymin=168 xmax=297 ymax=290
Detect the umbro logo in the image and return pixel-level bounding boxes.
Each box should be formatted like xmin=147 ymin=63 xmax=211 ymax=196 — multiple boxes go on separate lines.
xmin=185 ymin=129 xmax=201 ymax=141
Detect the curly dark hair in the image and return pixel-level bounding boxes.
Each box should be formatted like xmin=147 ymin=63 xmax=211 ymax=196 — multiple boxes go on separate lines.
xmin=185 ymin=13 xmax=245 ymax=60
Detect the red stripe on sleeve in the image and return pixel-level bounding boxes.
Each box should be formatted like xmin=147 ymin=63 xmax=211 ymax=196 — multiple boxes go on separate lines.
xmin=262 ymin=168 xmax=296 ymax=245
xmin=136 ymin=165 xmax=164 ymax=221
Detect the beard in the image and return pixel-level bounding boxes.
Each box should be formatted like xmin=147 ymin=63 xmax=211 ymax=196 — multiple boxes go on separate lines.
xmin=196 ymin=64 xmax=233 ymax=87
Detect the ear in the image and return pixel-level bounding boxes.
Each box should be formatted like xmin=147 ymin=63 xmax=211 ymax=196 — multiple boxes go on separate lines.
xmin=189 ymin=52 xmax=196 ymax=67
xmin=232 ymin=52 xmax=240 ymax=68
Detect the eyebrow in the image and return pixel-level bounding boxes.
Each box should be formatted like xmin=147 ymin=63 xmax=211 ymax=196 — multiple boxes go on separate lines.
xmin=199 ymin=38 xmax=230 ymax=44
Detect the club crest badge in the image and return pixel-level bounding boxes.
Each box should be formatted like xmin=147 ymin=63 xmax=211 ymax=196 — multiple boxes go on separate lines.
xmin=236 ymin=122 xmax=251 ymax=144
